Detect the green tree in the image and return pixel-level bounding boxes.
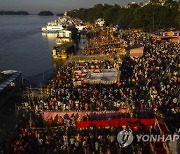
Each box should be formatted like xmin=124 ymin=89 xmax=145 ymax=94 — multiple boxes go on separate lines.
xmin=67 ymin=1 xmax=179 ymax=31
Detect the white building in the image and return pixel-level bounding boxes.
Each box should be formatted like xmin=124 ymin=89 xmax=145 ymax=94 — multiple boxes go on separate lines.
xmin=76 ymin=25 xmax=86 ymax=32
xmin=64 ymin=11 xmax=67 ymax=16
xmin=95 ymin=18 xmax=105 ymax=27
xmin=140 ymin=0 xmax=151 ymax=7
xmin=125 ymin=1 xmax=137 ymax=8
xmin=150 ymin=0 xmax=166 ymax=6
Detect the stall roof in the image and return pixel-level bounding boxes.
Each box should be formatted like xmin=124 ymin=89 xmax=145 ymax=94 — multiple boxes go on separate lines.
xmin=85 ymin=68 xmax=118 ymax=84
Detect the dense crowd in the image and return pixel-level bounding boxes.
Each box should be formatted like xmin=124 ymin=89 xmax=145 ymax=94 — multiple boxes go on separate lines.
xmin=5 ymin=120 xmax=156 ymax=154
xmin=22 ymin=60 xmax=126 ymax=113
xmin=85 ymin=30 xmax=124 ymax=55
xmin=2 ymin=29 xmax=179 ymax=153
xmin=85 ymin=42 xmax=124 ymax=55
xmin=21 ymin=30 xmax=179 ymax=132
xmin=120 ymin=30 xmax=179 ymax=132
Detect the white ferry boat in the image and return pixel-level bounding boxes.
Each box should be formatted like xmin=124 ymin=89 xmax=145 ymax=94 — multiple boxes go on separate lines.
xmin=42 ymin=12 xmax=86 ymax=33
xmin=42 ymin=22 xmax=64 ymax=33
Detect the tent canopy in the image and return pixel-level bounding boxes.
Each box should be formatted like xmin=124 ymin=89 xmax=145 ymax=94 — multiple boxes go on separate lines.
xmin=85 ymin=68 xmax=117 ymax=84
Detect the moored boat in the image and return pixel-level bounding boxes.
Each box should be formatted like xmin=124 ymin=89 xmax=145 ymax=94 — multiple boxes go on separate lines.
xmin=42 ymin=24 xmax=64 ymax=33
xmin=52 ymin=48 xmax=67 ymax=59
xmin=42 ymin=12 xmax=86 ymax=33
xmin=0 ymin=70 xmax=21 ymax=92
xmin=0 ymin=70 xmax=22 ymax=107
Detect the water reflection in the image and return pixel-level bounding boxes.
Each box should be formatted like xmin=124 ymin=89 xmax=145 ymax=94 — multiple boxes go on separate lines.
xmin=41 ymin=33 xmax=57 ymax=48
xmin=53 ymin=59 xmax=66 ymax=70
xmin=42 ymin=33 xmax=57 ymax=40
xmin=42 ymin=33 xmax=66 ymax=74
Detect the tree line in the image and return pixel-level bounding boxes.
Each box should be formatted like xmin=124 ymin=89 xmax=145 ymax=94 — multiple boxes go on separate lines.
xmin=67 ymin=0 xmax=179 ymax=31
xmin=0 ymin=11 xmax=54 ymax=16
xmin=0 ymin=11 xmax=29 ymax=15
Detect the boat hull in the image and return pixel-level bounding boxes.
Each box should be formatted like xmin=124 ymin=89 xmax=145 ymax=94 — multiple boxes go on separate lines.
xmin=53 ymin=55 xmax=67 ymax=59
xmin=42 ymin=30 xmax=59 ymax=33
xmin=42 ymin=26 xmax=64 ymax=33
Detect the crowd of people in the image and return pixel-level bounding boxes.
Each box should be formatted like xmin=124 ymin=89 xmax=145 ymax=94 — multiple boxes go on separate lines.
xmin=120 ymin=30 xmax=179 ymax=133
xmin=20 ymin=29 xmax=179 ymax=132
xmin=21 ymin=60 xmax=126 ymax=113
xmin=85 ymin=30 xmax=125 ymax=55
xmin=5 ymin=119 xmax=156 ymax=154
xmin=84 ymin=42 xmax=124 ymax=55
xmin=1 ymin=28 xmax=179 ymax=153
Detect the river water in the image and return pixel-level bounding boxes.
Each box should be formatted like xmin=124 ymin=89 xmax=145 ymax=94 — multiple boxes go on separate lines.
xmin=0 ymin=15 xmax=58 ymax=86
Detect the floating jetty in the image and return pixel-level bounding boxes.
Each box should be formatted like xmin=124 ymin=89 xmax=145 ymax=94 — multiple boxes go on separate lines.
xmin=52 ymin=42 xmax=75 ymax=59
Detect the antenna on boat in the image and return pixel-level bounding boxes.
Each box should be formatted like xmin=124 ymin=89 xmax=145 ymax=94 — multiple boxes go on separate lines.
xmin=153 ymin=11 xmax=155 ymax=31
xmin=21 ymin=76 xmax=24 ymax=89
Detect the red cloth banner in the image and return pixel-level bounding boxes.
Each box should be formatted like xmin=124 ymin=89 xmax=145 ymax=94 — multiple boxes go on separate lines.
xmin=76 ymin=118 xmax=155 ymax=129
